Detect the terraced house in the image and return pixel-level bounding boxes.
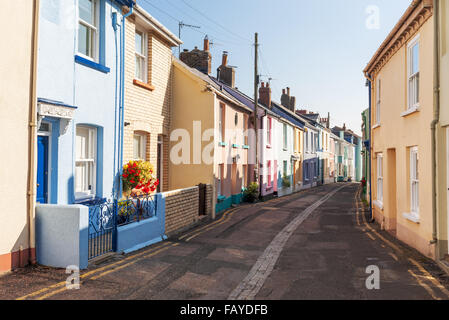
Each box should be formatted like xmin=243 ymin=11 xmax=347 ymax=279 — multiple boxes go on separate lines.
xmin=171 ymin=41 xmax=254 ymax=215
xmin=0 ymin=0 xmax=39 ymax=273
xmin=364 ymin=0 xmax=435 ymax=258
xmin=123 ymin=4 xmax=182 ymax=192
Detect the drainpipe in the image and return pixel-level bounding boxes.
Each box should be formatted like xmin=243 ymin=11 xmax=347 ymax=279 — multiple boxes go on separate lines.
xmin=26 ymin=0 xmax=40 ymax=265
xmin=431 ymin=0 xmax=440 ymax=246
xmin=364 ymin=72 xmax=374 ymax=222
xmin=112 ymin=7 xmax=119 ymax=199
xmin=118 ymin=3 xmax=134 ymax=199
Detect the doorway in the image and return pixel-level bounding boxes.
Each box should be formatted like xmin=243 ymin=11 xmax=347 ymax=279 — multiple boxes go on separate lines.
xmin=37 ymin=135 xmax=49 ymax=204
xmin=387 ymin=148 xmax=397 ymax=234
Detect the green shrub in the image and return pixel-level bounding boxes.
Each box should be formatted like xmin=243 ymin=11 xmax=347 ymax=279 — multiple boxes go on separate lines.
xmin=282 ymin=174 xmax=291 ymax=188
xmin=244 ymin=182 xmax=259 ymax=203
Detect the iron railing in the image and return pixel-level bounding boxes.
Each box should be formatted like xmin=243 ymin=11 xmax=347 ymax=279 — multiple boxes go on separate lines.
xmin=117 ymin=194 xmax=156 ymax=227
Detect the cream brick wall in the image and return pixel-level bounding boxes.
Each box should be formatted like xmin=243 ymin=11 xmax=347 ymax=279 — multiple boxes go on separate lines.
xmin=123 ymin=15 xmax=174 ymax=192
xmin=163 ymin=184 xmax=213 ymax=236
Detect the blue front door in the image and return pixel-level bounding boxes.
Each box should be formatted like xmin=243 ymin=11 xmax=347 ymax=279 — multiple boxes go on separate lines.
xmin=37 ymin=136 xmax=49 ymax=204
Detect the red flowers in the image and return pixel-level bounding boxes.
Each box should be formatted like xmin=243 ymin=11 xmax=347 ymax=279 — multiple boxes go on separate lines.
xmin=122 ymin=160 xmax=159 ymax=196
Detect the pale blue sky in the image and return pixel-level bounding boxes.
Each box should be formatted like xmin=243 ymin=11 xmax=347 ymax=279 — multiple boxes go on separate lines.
xmin=139 ymin=0 xmax=412 ymax=135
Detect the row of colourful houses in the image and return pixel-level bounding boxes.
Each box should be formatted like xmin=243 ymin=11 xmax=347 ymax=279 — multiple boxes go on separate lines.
xmin=0 ymin=0 xmax=361 ymax=273
xmin=362 ymin=0 xmax=449 ymax=267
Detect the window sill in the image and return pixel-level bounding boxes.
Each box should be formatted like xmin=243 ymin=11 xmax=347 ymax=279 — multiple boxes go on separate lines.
xmin=75 ymin=55 xmax=110 ymax=74
xmin=373 ymin=200 xmax=384 ymax=210
xmin=232 ymin=144 xmax=240 ymax=149
xmin=403 ymin=212 xmax=420 ymax=224
xmin=219 ymin=142 xmax=228 ymax=147
xmin=242 ymin=145 xmax=250 ymax=150
xmin=133 ymin=79 xmax=155 ymax=91
xmin=401 ymin=107 xmax=420 ymax=117
xmin=372 ymin=124 xmax=381 ymax=130
xmin=266 ymin=145 xmax=272 ymax=149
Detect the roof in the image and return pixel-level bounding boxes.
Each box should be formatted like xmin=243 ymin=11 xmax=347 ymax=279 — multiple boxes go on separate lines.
xmin=270 ymin=102 xmax=305 ymax=129
xmin=209 ymin=77 xmax=255 ymax=111
xmin=115 ymin=0 xmax=135 ymax=8
xmin=173 ymin=58 xmax=252 ymax=113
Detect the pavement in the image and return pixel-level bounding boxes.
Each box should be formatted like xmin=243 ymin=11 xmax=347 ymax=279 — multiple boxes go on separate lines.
xmin=1 ymin=183 xmax=449 ymax=300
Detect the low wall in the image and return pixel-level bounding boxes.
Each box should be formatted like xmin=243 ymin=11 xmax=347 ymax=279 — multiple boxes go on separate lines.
xmin=164 ymin=186 xmax=200 ymax=236
xmin=35 ymin=204 xmax=89 ymax=270
xmin=116 ymin=194 xmax=165 ymax=254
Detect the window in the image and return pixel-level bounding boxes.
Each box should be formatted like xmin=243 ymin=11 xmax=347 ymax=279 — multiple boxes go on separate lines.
xmin=243 ymin=115 xmax=248 ymax=146
xmin=410 ymin=147 xmax=419 ymax=214
xmin=267 ymin=117 xmax=272 ymax=146
xmin=133 ymin=133 xmax=147 ymax=160
xmin=408 ymin=36 xmax=420 ymax=110
xmin=267 ymin=161 xmax=272 ymax=187
xmin=78 ymin=0 xmax=98 ymax=61
xmin=283 ymin=123 xmax=288 ymax=150
xmin=135 ymin=30 xmax=147 ymax=82
xmin=75 ymin=126 xmax=97 ymax=199
xmin=376 ymin=78 xmax=381 ymax=124
xmin=219 ymin=103 xmax=225 ymax=143
xmin=376 ymin=154 xmax=383 ymax=203
xmin=305 ymin=132 xmax=309 ymax=152
xmin=242 ymin=165 xmax=247 ymax=189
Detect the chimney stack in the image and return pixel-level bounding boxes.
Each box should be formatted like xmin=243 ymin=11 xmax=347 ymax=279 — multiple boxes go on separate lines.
xmin=218 ymin=51 xmax=236 ymax=88
xmin=259 ymin=81 xmax=272 ymax=108
xmin=180 ymin=36 xmax=212 ymax=75
xmin=281 ymin=87 xmax=296 ymax=112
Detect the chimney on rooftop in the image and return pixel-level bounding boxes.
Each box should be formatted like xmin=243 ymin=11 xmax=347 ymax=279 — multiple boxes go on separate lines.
xmin=259 ymin=82 xmax=272 ymax=108
xmin=179 ymin=36 xmax=212 ymax=75
xmin=218 ymin=51 xmax=236 ymax=88
xmin=281 ymin=87 xmax=296 ymax=112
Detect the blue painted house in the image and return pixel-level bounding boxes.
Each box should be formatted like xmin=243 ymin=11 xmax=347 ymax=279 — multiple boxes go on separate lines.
xmin=36 ymin=0 xmax=134 ymax=206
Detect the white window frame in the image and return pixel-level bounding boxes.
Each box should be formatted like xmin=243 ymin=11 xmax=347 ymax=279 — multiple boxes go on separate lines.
xmin=376 ymin=153 xmax=383 ymax=205
xmin=77 ymin=0 xmax=99 ymax=62
xmin=376 ymin=78 xmax=381 ymax=125
xmin=133 ymin=133 xmax=147 ymax=161
xmin=267 ymin=117 xmax=272 ymax=147
xmin=283 ymin=123 xmax=288 ymax=150
xmin=135 ymin=29 xmax=147 ymax=82
xmin=219 ymin=103 xmax=224 ymax=143
xmin=75 ymin=125 xmax=97 ymax=200
xmin=410 ymin=147 xmax=419 ymax=215
xmin=407 ymin=34 xmax=420 ymax=111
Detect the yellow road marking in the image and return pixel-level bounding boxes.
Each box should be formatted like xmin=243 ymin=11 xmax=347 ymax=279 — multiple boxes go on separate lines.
xmin=366 ymin=233 xmax=376 ymax=241
xmin=409 ymin=258 xmax=449 ymax=298
xmin=37 ymin=243 xmax=179 ymax=300
xmin=408 ymin=269 xmax=441 ymax=300
xmin=16 ymin=241 xmax=174 ymax=300
xmin=355 ymin=188 xmax=449 ymax=299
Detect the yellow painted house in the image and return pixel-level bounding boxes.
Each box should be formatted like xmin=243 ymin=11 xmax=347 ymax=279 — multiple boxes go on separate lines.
xmin=170 ymin=42 xmax=254 ymax=216
xmin=364 ymin=0 xmax=436 ymax=258
xmin=0 ymin=0 xmax=40 ymax=273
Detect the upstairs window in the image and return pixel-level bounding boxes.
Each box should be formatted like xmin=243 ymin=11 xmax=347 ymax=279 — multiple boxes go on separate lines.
xmin=78 ymin=0 xmax=99 ymax=61
xmin=408 ymin=35 xmax=420 ymax=110
xmin=283 ymin=123 xmax=288 ymax=150
xmin=135 ymin=30 xmax=147 ymax=82
xmin=267 ymin=117 xmax=272 ymax=146
xmin=219 ymin=103 xmax=225 ymax=143
xmin=75 ymin=126 xmax=97 ymax=200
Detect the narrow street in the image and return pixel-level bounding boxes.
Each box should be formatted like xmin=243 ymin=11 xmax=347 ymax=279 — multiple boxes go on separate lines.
xmin=2 ymin=183 xmax=449 ymax=300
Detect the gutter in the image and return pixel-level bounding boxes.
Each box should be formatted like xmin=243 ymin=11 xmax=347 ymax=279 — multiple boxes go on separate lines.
xmin=431 ymin=0 xmax=440 ymax=245
xmin=364 ymin=72 xmax=374 ymax=222
xmin=118 ymin=3 xmax=134 ymax=198
xmin=27 ymin=0 xmax=40 ymax=265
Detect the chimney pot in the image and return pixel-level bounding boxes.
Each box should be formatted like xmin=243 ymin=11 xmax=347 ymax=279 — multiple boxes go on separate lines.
xmin=261 ymin=82 xmax=265 ymax=88
xmin=287 ymin=87 xmax=290 ymax=96
xmin=222 ymin=51 xmax=228 ymax=66
xmin=204 ymin=36 xmax=210 ymax=51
